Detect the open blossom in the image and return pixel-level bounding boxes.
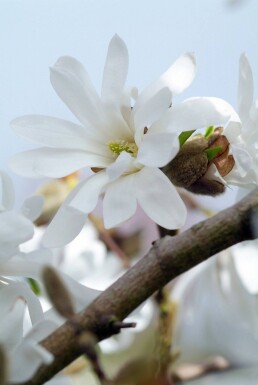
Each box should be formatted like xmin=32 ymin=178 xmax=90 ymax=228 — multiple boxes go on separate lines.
xmin=172 ymin=246 xmax=258 ymax=385
xmin=172 ymin=252 xmax=258 ymax=367
xmin=10 ymin=35 xmax=230 ymax=246
xmin=0 ymin=279 xmax=59 ymax=383
xmin=0 ymin=170 xmax=51 ymax=278
xmin=221 ymin=54 xmax=258 ymax=186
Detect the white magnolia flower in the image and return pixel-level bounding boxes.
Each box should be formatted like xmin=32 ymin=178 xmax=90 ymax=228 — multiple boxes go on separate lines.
xmin=0 ymin=279 xmax=58 ymax=383
xmin=172 ymin=247 xmax=258 ymax=384
xmin=10 ymin=35 xmax=230 ymax=247
xmin=224 ymin=54 xmax=258 ymax=186
xmin=0 ymin=170 xmax=51 ymax=279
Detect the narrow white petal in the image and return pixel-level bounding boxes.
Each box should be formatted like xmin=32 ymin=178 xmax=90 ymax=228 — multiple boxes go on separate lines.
xmin=137 ymin=132 xmax=179 ymax=167
xmin=133 ymin=87 xmax=172 ymax=144
xmin=50 ymin=56 xmax=107 ymax=136
xmin=134 ymin=167 xmax=187 ymax=229
xmin=11 ymin=115 xmax=103 ymax=151
xmin=69 ymin=171 xmax=109 ymax=213
xmin=137 ymin=52 xmax=196 ymax=105
xmin=101 ymin=34 xmax=129 ymax=105
xmin=0 ymin=298 xmax=25 ymax=348
xmin=0 ymin=211 xmax=34 ymax=261
xmin=238 ymin=53 xmax=253 ymax=122
xmin=9 ymin=340 xmax=53 ymax=383
xmin=103 ymin=174 xmax=137 ymax=228
xmin=106 ymin=152 xmax=133 ymax=181
xmin=21 ymin=195 xmax=44 ymax=221
xmin=151 ymin=97 xmax=233 ymax=135
xmin=9 ymin=148 xmax=110 ymax=178
xmin=0 ymin=171 xmax=15 ymax=211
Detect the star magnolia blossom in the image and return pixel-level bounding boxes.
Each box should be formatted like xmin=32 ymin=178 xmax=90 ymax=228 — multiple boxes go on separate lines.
xmin=0 ymin=279 xmax=59 ymax=383
xmin=224 ymin=54 xmax=258 ymax=186
xmin=10 ymin=35 xmax=230 ymax=247
xmin=172 ymin=248 xmax=258 ymax=385
xmin=172 ymin=253 xmax=258 ymax=367
xmin=0 ymin=170 xmax=51 ymax=279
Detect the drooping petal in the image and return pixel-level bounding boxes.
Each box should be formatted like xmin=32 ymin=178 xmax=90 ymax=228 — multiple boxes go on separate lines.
xmin=9 ymin=148 xmax=111 ymax=178
xmin=50 ymin=56 xmax=108 ymax=136
xmin=9 ymin=339 xmax=53 ymax=383
xmin=0 ymin=171 xmax=15 ymax=211
xmin=0 ymin=282 xmax=44 ymax=326
xmin=0 ymin=211 xmax=34 ymax=261
xmin=42 ymin=205 xmax=86 ymax=248
xmin=136 ymin=53 xmax=196 ymax=105
xmin=43 ymin=172 xmax=109 ymax=247
xmin=133 ymin=87 xmax=172 ymax=137
xmin=0 ymin=298 xmax=25 ymax=349
xmin=103 ymin=174 xmax=137 ymax=228
xmin=11 ymin=115 xmax=106 ymax=152
xmin=134 ymin=167 xmax=187 ymax=229
xmin=101 ymin=34 xmax=129 ymax=105
xmin=151 ymin=97 xmax=233 ymax=135
xmin=69 ymin=170 xmax=109 ymax=214
xmin=106 ymin=152 xmax=134 ymax=181
xmin=238 ymin=53 xmax=253 ymax=123
xmin=20 ymin=195 xmax=44 ymax=221
xmin=137 ymin=132 xmax=179 ymax=167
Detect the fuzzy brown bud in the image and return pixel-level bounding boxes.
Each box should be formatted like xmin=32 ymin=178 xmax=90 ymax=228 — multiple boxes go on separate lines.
xmin=42 ymin=265 xmax=75 ymax=319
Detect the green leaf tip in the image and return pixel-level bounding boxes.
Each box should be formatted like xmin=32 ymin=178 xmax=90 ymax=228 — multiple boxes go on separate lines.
xmin=205 ymin=146 xmax=222 ymax=161
xmin=179 ymin=130 xmax=196 ymax=147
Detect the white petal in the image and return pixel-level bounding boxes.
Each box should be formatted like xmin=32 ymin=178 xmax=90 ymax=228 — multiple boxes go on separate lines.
xmin=238 ymin=53 xmax=253 ymax=122
xmin=43 ymin=172 xmax=108 ymax=247
xmin=136 ymin=52 xmax=196 ymax=105
xmin=151 ymin=97 xmax=233 ymax=135
xmin=134 ymin=167 xmax=187 ymax=229
xmin=11 ymin=115 xmax=104 ymax=151
xmin=133 ymin=87 xmax=172 ymax=134
xmin=223 ymin=120 xmax=242 ymax=142
xmin=21 ymin=195 xmax=44 ymax=221
xmin=0 ymin=211 xmax=34 ymax=261
xmin=0 ymin=298 xmax=25 ymax=349
xmin=103 ymin=174 xmax=137 ymax=228
xmin=9 ymin=340 xmax=53 ymax=383
xmin=0 ymin=171 xmax=15 ymax=211
xmin=0 ymin=281 xmax=43 ymax=325
xmin=42 ymin=205 xmax=86 ymax=248
xmin=137 ymin=132 xmax=179 ymax=167
xmin=69 ymin=171 xmax=109 ymax=213
xmin=50 ymin=56 xmax=107 ymax=136
xmin=9 ymin=148 xmax=110 ymax=178
xmin=106 ymin=152 xmax=133 ymax=181
xmin=101 ymin=34 xmax=129 ymax=105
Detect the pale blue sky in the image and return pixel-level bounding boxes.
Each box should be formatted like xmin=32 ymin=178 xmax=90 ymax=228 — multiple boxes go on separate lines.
xmin=0 ymin=0 xmax=257 ymax=203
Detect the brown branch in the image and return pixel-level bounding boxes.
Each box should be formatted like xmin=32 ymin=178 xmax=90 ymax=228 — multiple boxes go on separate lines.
xmin=22 ymin=188 xmax=258 ymax=385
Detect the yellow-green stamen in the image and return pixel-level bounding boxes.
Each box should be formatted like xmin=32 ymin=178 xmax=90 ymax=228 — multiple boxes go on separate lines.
xmin=108 ymin=140 xmax=138 ymax=157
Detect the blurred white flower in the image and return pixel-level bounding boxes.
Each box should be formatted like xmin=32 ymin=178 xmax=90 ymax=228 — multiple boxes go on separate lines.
xmin=0 ymin=170 xmax=51 ymax=279
xmin=173 ymin=251 xmax=258 ymax=366
xmin=0 ymin=279 xmax=58 ymax=383
xmin=172 ymin=246 xmax=258 ymax=384
xmin=10 ymin=35 xmax=230 ymax=247
xmin=224 ymin=54 xmax=258 ymax=186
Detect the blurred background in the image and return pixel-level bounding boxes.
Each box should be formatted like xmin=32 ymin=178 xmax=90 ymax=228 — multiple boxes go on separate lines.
xmin=0 ymin=0 xmax=257 ymax=209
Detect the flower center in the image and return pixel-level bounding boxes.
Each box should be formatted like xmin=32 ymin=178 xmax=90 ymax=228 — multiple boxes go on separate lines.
xmin=108 ymin=140 xmax=138 ymax=157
